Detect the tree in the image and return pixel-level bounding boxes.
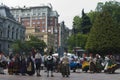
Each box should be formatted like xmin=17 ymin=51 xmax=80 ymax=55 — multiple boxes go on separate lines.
xmin=67 ymin=33 xmax=88 ymax=51
xmin=67 ymin=35 xmax=75 ymax=51
xmin=26 ymin=36 xmax=47 ymax=53
xmin=87 ymin=10 xmax=98 ymax=24
xmin=96 ymin=1 xmax=120 ymax=26
xmin=81 ymin=9 xmax=92 ymax=34
xmin=95 ymin=2 xmax=104 ymax=12
xmin=11 ymin=36 xmax=47 ymax=55
xmin=11 ymin=40 xmax=29 ymax=54
xmin=76 ymin=33 xmax=88 ymax=49
xmin=73 ymin=16 xmax=82 ymax=34
xmin=86 ymin=11 xmax=120 ymax=55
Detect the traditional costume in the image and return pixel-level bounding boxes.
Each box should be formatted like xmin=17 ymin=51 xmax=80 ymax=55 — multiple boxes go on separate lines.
xmin=60 ymin=53 xmax=70 ymax=77
xmin=46 ymin=53 xmax=56 ymax=77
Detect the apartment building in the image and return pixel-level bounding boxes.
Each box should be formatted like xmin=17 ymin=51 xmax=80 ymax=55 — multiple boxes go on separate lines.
xmin=10 ymin=4 xmax=59 ymax=52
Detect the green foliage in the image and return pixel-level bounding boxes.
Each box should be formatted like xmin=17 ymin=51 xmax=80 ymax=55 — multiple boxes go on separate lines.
xmin=67 ymin=33 xmax=88 ymax=51
xmin=11 ymin=36 xmax=47 ymax=54
xmin=28 ymin=36 xmax=46 ymax=50
xmin=87 ymin=10 xmax=98 ymax=24
xmin=86 ymin=11 xmax=120 ymax=55
xmin=73 ymin=16 xmax=82 ymax=34
xmin=96 ymin=1 xmax=120 ymax=25
xmin=11 ymin=40 xmax=26 ymax=54
xmin=69 ymin=0 xmax=120 ymax=54
xmin=76 ymin=33 xmax=88 ymax=49
xmin=67 ymin=35 xmax=75 ymax=50
xmin=81 ymin=9 xmax=92 ymax=34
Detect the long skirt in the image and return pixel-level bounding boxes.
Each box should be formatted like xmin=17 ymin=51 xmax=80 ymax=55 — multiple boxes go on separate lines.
xmin=104 ymin=62 xmax=118 ymax=73
xmin=60 ymin=63 xmax=70 ymax=77
xmin=89 ymin=62 xmax=96 ymax=72
xmin=0 ymin=67 xmax=4 ymax=74
xmin=8 ymin=62 xmax=14 ymax=75
xmin=27 ymin=62 xmax=35 ymax=75
xmin=82 ymin=61 xmax=89 ymax=72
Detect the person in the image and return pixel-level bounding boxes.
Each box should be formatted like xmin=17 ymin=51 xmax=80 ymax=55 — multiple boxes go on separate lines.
xmin=13 ymin=54 xmax=20 ymax=75
xmin=26 ymin=55 xmax=35 ymax=76
xmin=20 ymin=55 xmax=27 ymax=76
xmin=60 ymin=52 xmax=70 ymax=77
xmin=94 ymin=54 xmax=104 ymax=73
xmin=35 ymin=51 xmax=42 ymax=77
xmin=89 ymin=57 xmax=96 ymax=73
xmin=104 ymin=55 xmax=118 ymax=73
xmin=0 ymin=51 xmax=7 ymax=74
xmin=46 ymin=51 xmax=56 ymax=77
xmin=8 ymin=57 xmax=14 ymax=75
xmin=82 ymin=58 xmax=89 ymax=72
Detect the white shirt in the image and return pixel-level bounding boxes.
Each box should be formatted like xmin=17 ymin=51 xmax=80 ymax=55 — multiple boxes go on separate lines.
xmin=35 ymin=53 xmax=42 ymax=59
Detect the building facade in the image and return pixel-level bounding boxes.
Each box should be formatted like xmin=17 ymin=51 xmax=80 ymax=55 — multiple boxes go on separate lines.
xmin=0 ymin=5 xmax=25 ymax=54
xmin=10 ymin=4 xmax=59 ymax=52
xmin=25 ymin=27 xmax=54 ymax=50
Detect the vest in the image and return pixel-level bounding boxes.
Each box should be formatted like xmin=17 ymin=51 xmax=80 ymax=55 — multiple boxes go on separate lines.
xmin=46 ymin=55 xmax=53 ymax=65
xmin=62 ymin=57 xmax=69 ymax=64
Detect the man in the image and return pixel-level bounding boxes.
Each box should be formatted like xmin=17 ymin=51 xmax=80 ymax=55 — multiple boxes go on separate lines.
xmin=46 ymin=51 xmax=56 ymax=77
xmin=35 ymin=51 xmax=42 ymax=76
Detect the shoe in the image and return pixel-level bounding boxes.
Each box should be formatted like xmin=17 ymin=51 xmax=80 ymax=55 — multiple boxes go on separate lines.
xmin=51 ymin=75 xmax=54 ymax=77
xmin=62 ymin=75 xmax=65 ymax=77
xmin=37 ymin=74 xmax=41 ymax=77
xmin=66 ymin=75 xmax=69 ymax=77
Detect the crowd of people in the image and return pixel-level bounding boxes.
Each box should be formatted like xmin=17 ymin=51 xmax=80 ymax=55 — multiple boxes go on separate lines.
xmin=0 ymin=50 xmax=120 ymax=78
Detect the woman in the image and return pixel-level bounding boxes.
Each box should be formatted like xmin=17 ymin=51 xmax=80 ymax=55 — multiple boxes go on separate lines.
xmin=26 ymin=56 xmax=35 ymax=76
xmin=60 ymin=52 xmax=70 ymax=77
xmin=20 ymin=56 xmax=27 ymax=75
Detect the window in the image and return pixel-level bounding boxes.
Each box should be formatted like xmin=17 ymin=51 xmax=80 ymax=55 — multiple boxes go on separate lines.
xmin=42 ymin=13 xmax=45 ymax=16
xmin=33 ymin=13 xmax=36 ymax=16
xmin=16 ymin=28 xmax=18 ymax=39
xmin=12 ymin=27 xmax=14 ymax=39
xmin=0 ymin=29 xmax=2 ymax=37
xmin=8 ymin=44 xmax=10 ymax=49
xmin=33 ymin=22 xmax=35 ymax=24
xmin=50 ymin=22 xmax=53 ymax=25
xmin=38 ymin=13 xmax=41 ymax=16
xmin=38 ymin=17 xmax=42 ymax=19
xmin=0 ymin=44 xmax=1 ymax=51
xmin=37 ymin=22 xmax=40 ymax=24
xmin=42 ymin=21 xmax=45 ymax=24
xmin=50 ymin=18 xmax=53 ymax=20
xmin=27 ymin=22 xmax=30 ymax=25
xmin=27 ymin=14 xmax=30 ymax=16
xmin=7 ymin=25 xmax=10 ymax=38
xmin=42 ymin=26 xmax=45 ymax=28
xmin=42 ymin=30 xmax=45 ymax=32
xmin=22 ymin=14 xmax=25 ymax=16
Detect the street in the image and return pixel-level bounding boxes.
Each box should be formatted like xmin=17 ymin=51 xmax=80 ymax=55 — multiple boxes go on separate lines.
xmin=0 ymin=69 xmax=120 ymax=80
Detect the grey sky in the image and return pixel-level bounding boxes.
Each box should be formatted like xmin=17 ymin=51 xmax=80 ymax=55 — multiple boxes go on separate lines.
xmin=1 ymin=0 xmax=119 ymax=29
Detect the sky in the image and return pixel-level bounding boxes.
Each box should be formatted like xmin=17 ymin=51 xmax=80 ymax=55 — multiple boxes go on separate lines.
xmin=0 ymin=0 xmax=119 ymax=29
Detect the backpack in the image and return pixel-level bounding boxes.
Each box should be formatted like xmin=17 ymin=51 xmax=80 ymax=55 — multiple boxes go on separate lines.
xmin=46 ymin=55 xmax=53 ymax=65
